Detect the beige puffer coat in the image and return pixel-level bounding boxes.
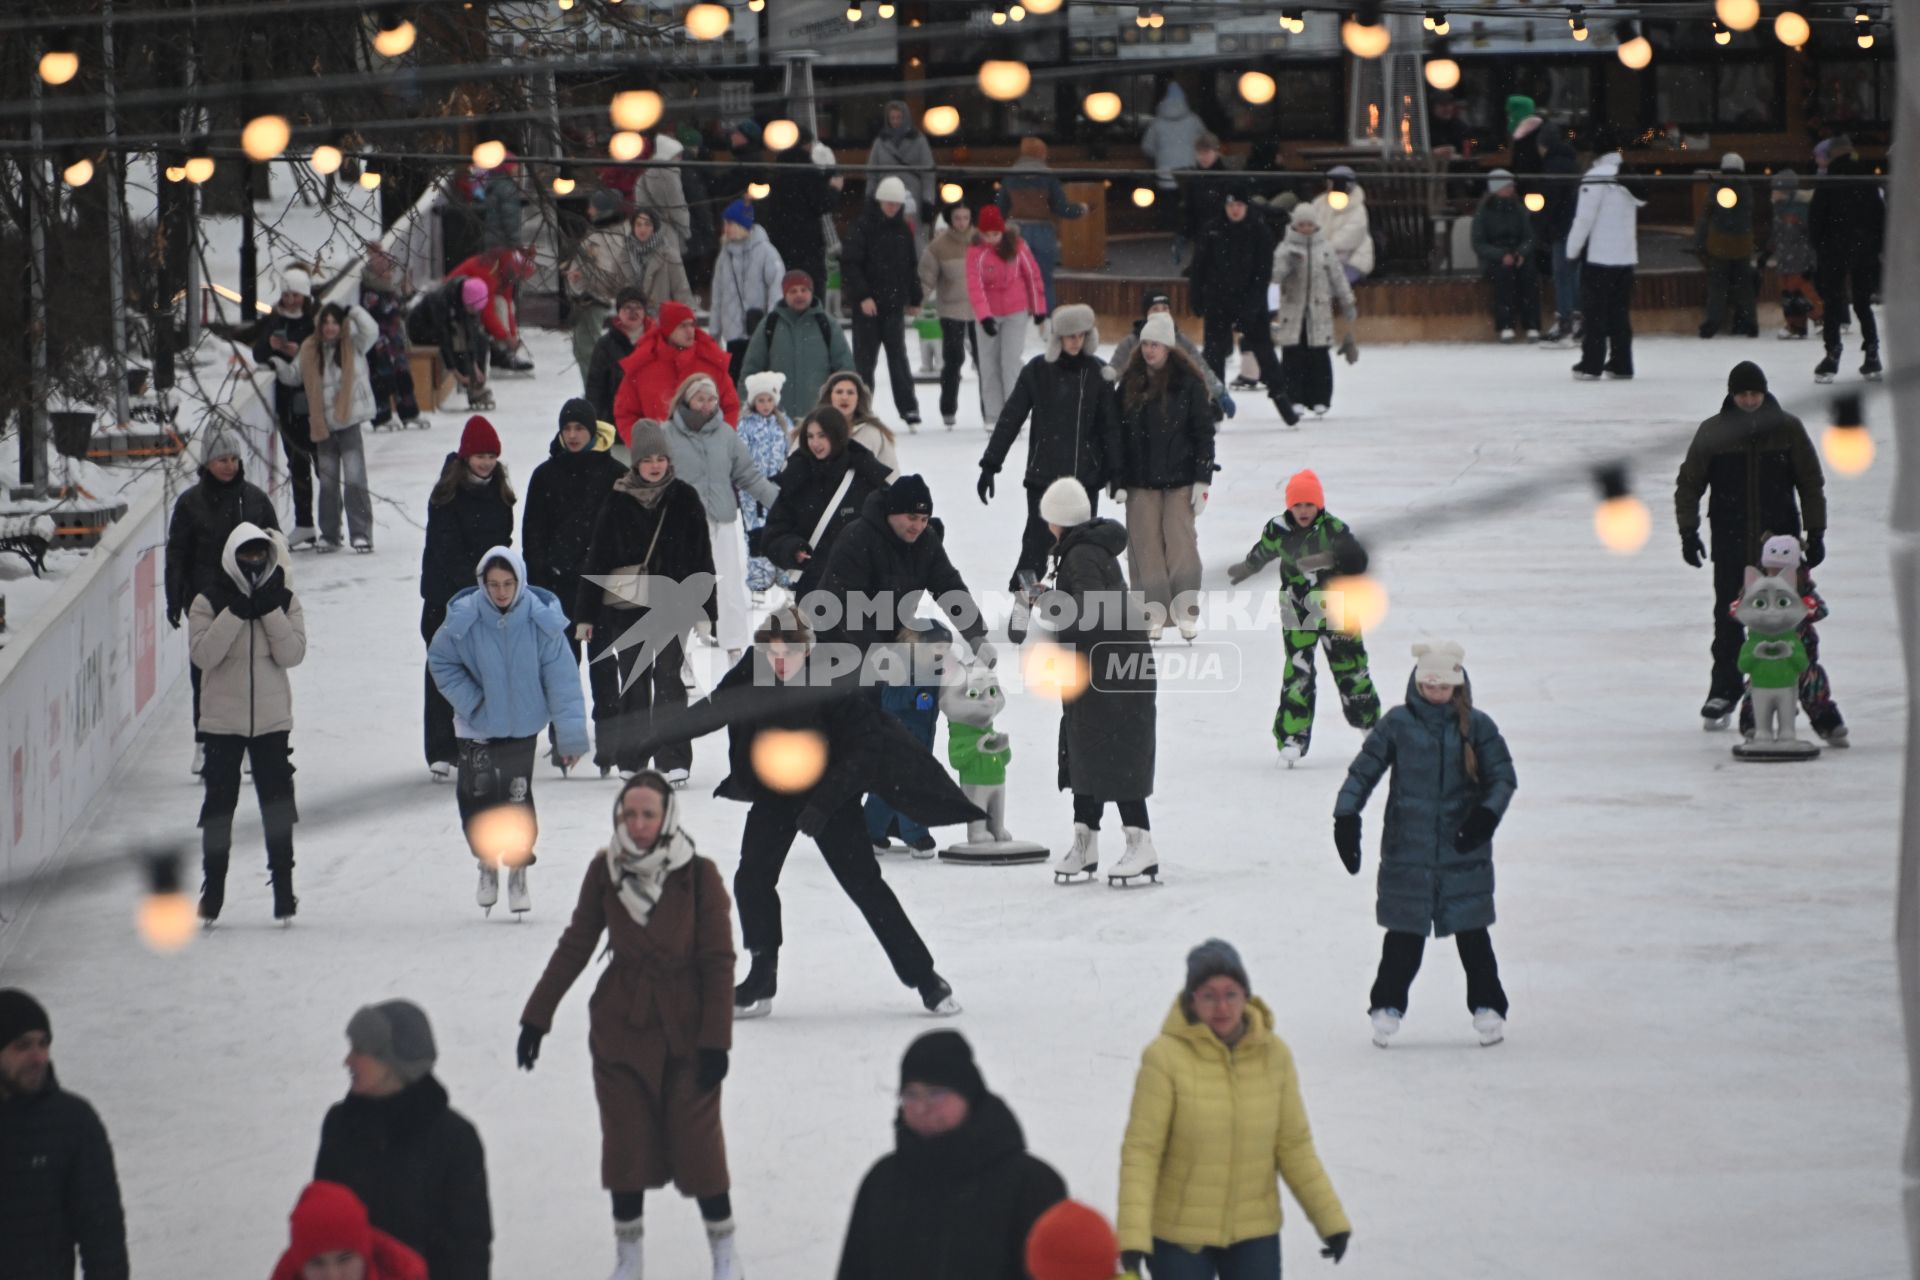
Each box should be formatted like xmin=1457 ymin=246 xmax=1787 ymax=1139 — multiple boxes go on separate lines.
xmin=1271 ymin=225 xmax=1357 ymax=351
xmin=916 ymin=223 xmax=977 ymax=320
xmin=188 ymin=523 xmax=306 ymax=736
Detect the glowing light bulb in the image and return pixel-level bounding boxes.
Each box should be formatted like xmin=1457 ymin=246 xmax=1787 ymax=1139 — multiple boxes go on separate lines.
xmin=467 ymin=803 xmax=538 ymax=868
xmin=1021 ymin=641 xmax=1090 ymax=702
xmin=62 ymin=155 xmax=94 ymax=188
xmin=165 ymin=163 xmax=188 ymax=183
xmin=1823 ymin=419 xmax=1874 ymax=474
xmin=1026 ymin=0 xmax=1062 ymax=12
xmin=39 ymin=49 xmax=79 ymax=86
xmin=1524 ymin=191 xmax=1546 ymax=212
xmin=358 ymin=167 xmax=383 ymax=191
xmin=940 ymin=182 xmax=963 ymax=203
xmin=751 ymin=728 xmax=828 ymax=792
xmin=1713 ymin=23 xmax=1732 ymax=44
xmin=1773 ymin=10 xmax=1809 ymax=47
xmin=473 ymin=139 xmax=507 ymax=170
xmin=137 ymin=891 xmax=198 ymax=952
xmin=1857 ymin=30 xmax=1874 ymax=48
xmin=1716 ymin=185 xmax=1738 ymax=209
xmin=879 ymin=0 xmax=896 ymax=14
xmin=1083 ymin=91 xmax=1123 ymax=123
xmin=1570 ymin=19 xmax=1589 ymax=41
xmin=763 ymin=118 xmax=801 ymax=152
xmin=978 ymin=59 xmax=1031 ymax=101
xmin=1148 ymin=11 xmax=1164 ymax=26
xmin=609 ymin=131 xmax=644 ymax=161
xmin=310 ymin=144 xmax=344 ymax=175
xmin=1616 ymin=34 xmax=1652 ymax=69
xmin=1132 ymin=187 xmax=1157 ymax=208
xmin=747 ymin=181 xmax=771 ymax=199
xmin=558 ymin=0 xmax=575 ymax=9
xmin=1328 ymin=188 xmax=1350 ymax=211
xmin=552 ymin=174 xmax=576 ymax=195
xmin=1424 ymin=57 xmax=1460 ymax=91
xmin=185 ymin=155 xmax=216 ymax=184
xmin=1342 ymin=17 xmax=1391 ymax=57
xmin=993 ymin=5 xmax=1008 ymax=22
xmin=922 ymin=105 xmax=961 ymax=137
xmin=611 ymin=90 xmax=664 ymax=132
xmin=749 ymin=0 xmax=763 ymax=10
xmin=372 ymin=17 xmax=416 ymax=57
xmin=1594 ymin=495 xmax=1651 ymax=554
xmin=1009 ymin=3 xmax=1025 ymax=18
xmin=1239 ymin=71 xmax=1277 ymax=105
xmin=847 ymin=3 xmax=862 ymax=20
xmin=1716 ymin=0 xmax=1759 ymax=31
xmin=1324 ymin=575 xmax=1389 ymax=635
xmin=685 ymin=3 xmax=731 ymax=39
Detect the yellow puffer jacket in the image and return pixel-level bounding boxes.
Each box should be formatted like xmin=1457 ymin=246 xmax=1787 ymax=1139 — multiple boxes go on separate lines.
xmin=1117 ymin=996 xmax=1350 ymax=1255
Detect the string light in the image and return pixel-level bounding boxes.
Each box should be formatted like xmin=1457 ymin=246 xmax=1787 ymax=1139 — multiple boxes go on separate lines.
xmin=1279 ymin=8 xmax=1306 ymax=33
xmin=1424 ymin=47 xmax=1460 ymax=91
xmin=472 ymin=138 xmax=507 ymax=170
xmin=978 ymin=59 xmax=1031 ymax=100
xmin=39 ymin=33 xmax=79 ymax=86
xmin=922 ymin=105 xmax=961 ymax=136
xmin=185 ymin=138 xmax=216 ymax=185
xmin=1712 ymin=19 xmax=1732 ymax=44
xmin=558 ymin=0 xmax=574 ymax=9
xmin=685 ymin=3 xmax=731 ymax=39
xmin=1855 ymin=13 xmax=1874 ymax=47
xmin=1084 ymin=91 xmax=1123 ymax=122
xmin=1568 ymin=7 xmax=1588 ymax=40
xmin=1328 ymin=188 xmax=1351 ymax=211
xmin=878 ymin=1 xmax=896 ymax=15
xmin=1424 ymin=9 xmax=1450 ymax=35
xmin=1773 ymin=9 xmax=1809 ymax=47
xmin=940 ymin=181 xmax=963 ymax=203
xmin=1238 ymin=71 xmax=1277 ymax=104
xmin=1524 ymin=191 xmax=1546 ymax=212
xmin=747 ymin=181 xmax=771 ymax=199
xmin=748 ymin=0 xmax=764 ymax=10
xmin=309 ymin=143 xmax=344 ymax=175
xmin=136 ymin=856 xmax=197 ymax=953
xmin=1021 ymin=641 xmax=1090 ymax=702
xmin=242 ymin=114 xmax=291 ymax=162
xmin=61 ymin=149 xmax=95 ymax=188
xmin=1592 ymin=466 xmax=1651 ymax=554
xmin=846 ymin=2 xmax=862 ymax=21
xmin=751 ymin=728 xmax=828 ymax=792
xmin=610 ymin=90 xmax=664 ymax=132
xmin=1616 ymin=23 xmax=1652 ymax=69
xmin=1823 ymin=394 xmax=1874 ymax=474
xmin=551 ymin=167 xmax=576 ymax=195
xmin=763 ymin=119 xmax=801 ymax=151
xmin=993 ymin=3 xmax=1009 ymax=24
xmin=372 ymin=8 xmax=416 ymax=56
xmin=164 ymin=150 xmax=188 ymax=183
xmin=608 ymin=131 xmax=644 ymax=161
xmin=1715 ymin=0 xmax=1760 ymax=32
xmin=467 ymin=804 xmax=537 ymax=868
xmin=1009 ymin=3 xmax=1026 ymax=19
xmin=1131 ymin=187 xmax=1156 ymax=207
xmin=358 ymin=156 xmax=383 ymax=190
xmin=1325 ymin=575 xmax=1389 ymax=635
xmin=1342 ymin=5 xmax=1391 ymax=58
xmin=1025 ymin=0 xmax=1063 ymax=12
xmin=1716 ymin=185 xmax=1739 ymax=209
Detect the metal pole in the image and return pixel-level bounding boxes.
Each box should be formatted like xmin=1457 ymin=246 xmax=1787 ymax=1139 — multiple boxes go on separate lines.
xmin=24 ymin=46 xmax=50 ymax=495
xmin=100 ymin=0 xmax=132 ymax=427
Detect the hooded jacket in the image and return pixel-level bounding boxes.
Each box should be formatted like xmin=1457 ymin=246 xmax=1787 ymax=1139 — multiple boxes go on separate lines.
xmin=710 ymin=224 xmax=788 ymax=345
xmin=1140 ymin=84 xmax=1206 ymax=185
xmin=637 ymin=138 xmax=693 ymax=252
xmin=758 ymin=440 xmax=895 ymax=597
xmin=664 ymin=403 xmax=779 ymax=523
xmin=573 ymin=475 xmax=718 ymax=626
xmin=288 ymin=303 xmax=380 ymax=440
xmin=982 ymin=348 xmax=1121 ymax=490
xmin=0 ymin=1066 xmax=129 ymax=1280
xmin=966 ymin=237 xmax=1047 ymax=321
xmin=836 ymin=1091 xmax=1067 ymax=1280
xmin=426 ymin=545 xmax=590 ymax=754
xmin=420 ymin=456 xmax=515 ymax=612
xmin=841 ymin=204 xmax=923 ymax=311
xmin=165 ymin=441 xmax=280 ymax=622
xmin=1272 ymin=221 xmax=1356 ymax=350
xmin=1305 ymin=183 xmax=1375 ymax=276
xmin=189 ymin=523 xmax=306 ymax=737
xmin=818 ymin=490 xmax=988 ymax=654
xmin=614 ymin=325 xmax=741 ymax=437
xmin=522 ymin=426 xmax=627 ymax=620
xmin=1115 ymin=347 xmax=1217 ymax=490
xmin=1118 ymin=997 xmax=1351 ymax=1255
xmin=918 ymin=222 xmax=978 ymax=321
xmin=866 ymin=100 xmax=937 ymax=214
xmin=1674 ymin=393 xmax=1826 ymax=561
xmin=1564 ymin=152 xmax=1644 ymax=267
xmin=1334 ymin=670 xmax=1518 ymax=937
xmin=1048 ymin=517 xmax=1154 ymax=802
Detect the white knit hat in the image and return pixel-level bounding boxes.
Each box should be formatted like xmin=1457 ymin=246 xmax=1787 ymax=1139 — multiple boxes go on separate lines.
xmin=278 ymin=266 xmax=313 ymax=297
xmin=1139 ymin=312 xmax=1179 ymax=348
xmin=874 ymin=175 xmax=910 ymax=205
xmin=653 ymin=133 xmax=685 ymax=162
xmin=1412 ymin=641 xmax=1467 ymax=688
xmin=1758 ymin=534 xmax=1803 ymax=574
xmin=1038 ymin=477 xmax=1092 ymax=528
xmin=1721 ymin=152 xmax=1746 ymax=173
xmin=743 ymin=370 xmax=786 ymax=404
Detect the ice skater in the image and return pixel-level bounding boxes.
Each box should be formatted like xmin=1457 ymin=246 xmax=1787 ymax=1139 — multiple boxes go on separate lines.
xmin=1735 ymin=534 xmax=1846 ymax=745
xmin=1334 ymin=642 xmax=1518 ymax=1048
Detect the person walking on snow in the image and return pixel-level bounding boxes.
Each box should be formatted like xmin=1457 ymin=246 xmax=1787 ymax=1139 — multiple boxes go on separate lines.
xmin=737 ymin=372 xmax=793 ymax=594
xmin=967 ymin=206 xmax=1050 ymax=430
xmin=1271 ymin=206 xmax=1357 ymax=421
xmin=291 ymin=301 xmax=381 ymax=552
xmin=837 ymin=1031 xmax=1068 ymax=1280
xmin=1117 ymin=940 xmax=1352 ymax=1277
xmin=1108 ymin=292 xmax=1228 ymax=416
xmin=1226 ymin=469 xmax=1379 ymax=767
xmin=428 ymin=546 xmax=589 ymax=915
xmin=709 ymin=200 xmax=787 ymax=380
xmin=1673 ymin=360 xmax=1827 ymax=729
xmin=866 ymin=100 xmax=938 ymax=229
xmin=1335 ymin=642 xmax=1518 ymax=1049
xmin=518 ymin=772 xmax=744 ymax=1280
xmin=1187 ymin=188 xmax=1293 ymax=422
xmin=841 ymin=177 xmax=926 ymax=427
xmin=269 ymin=1181 xmax=427 ymax=1280
xmin=662 ymin=374 xmax=780 ymax=660
xmin=190 ymin=524 xmax=306 ymax=924
xmin=918 ymin=205 xmax=982 ymax=427
xmin=738 ymin=270 xmax=856 ymax=423
xmin=1565 ymin=131 xmax=1644 ymax=380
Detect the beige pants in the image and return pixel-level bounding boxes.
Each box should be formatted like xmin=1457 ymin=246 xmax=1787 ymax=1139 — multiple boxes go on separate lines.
xmin=1126 ymin=486 xmax=1202 ymax=625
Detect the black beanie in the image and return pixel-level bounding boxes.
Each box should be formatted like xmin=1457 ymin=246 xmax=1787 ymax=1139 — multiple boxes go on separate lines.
xmin=885 ymin=474 xmax=934 ymax=517
xmin=559 ymin=397 xmax=599 ymax=431
xmin=1727 ymin=361 xmax=1768 ymax=395
xmin=1141 ymin=289 xmax=1172 ymax=314
xmin=0 ymin=989 xmax=50 ymax=1048
xmin=900 ymin=1030 xmax=986 ymax=1102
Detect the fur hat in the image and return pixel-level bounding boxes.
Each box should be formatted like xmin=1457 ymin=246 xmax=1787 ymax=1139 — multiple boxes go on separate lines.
xmin=1184 ymin=938 xmax=1251 ymax=995
xmin=1486 ymin=168 xmax=1515 ymax=195
xmin=345 ymin=1000 xmax=437 ymax=1085
xmin=1046 ymin=304 xmax=1097 ymax=363
xmin=1026 ymin=1201 xmax=1120 ymax=1280
xmin=976 ymin=205 xmax=1006 ymax=233
xmin=873 ymin=175 xmax=910 ymax=205
xmin=1759 ymin=535 xmax=1804 ymax=574
xmin=1412 ymin=640 xmax=1467 ymax=688
xmin=744 ymin=371 xmax=786 ymax=405
xmin=278 ymin=266 xmax=313 ymax=297
xmin=1138 ymin=312 xmax=1178 ymax=348
xmin=1285 ymin=469 xmax=1325 ymax=510
xmin=459 ymin=415 xmax=502 ymax=457
xmin=1727 ymin=360 xmax=1768 ymax=395
xmin=884 ymin=473 xmax=933 ymax=516
xmin=900 ymin=1029 xmax=986 ymax=1102
xmin=628 ymin=419 xmax=671 ymax=461
xmin=1038 ymin=477 xmax=1092 ymax=528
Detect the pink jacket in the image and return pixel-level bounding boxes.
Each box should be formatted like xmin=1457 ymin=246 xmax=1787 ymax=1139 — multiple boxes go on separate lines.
xmin=966 ymin=240 xmax=1046 ymax=320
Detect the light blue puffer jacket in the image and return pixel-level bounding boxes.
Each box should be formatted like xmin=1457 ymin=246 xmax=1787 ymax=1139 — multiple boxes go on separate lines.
xmin=427 ymin=544 xmax=589 ymax=756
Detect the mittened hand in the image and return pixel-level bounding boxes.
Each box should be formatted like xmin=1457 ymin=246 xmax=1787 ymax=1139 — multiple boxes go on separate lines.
xmin=697 ymin=1047 xmax=729 ymax=1091
xmin=1681 ymin=529 xmax=1706 ymax=568
xmin=980 ymin=317 xmax=1000 ymax=338
xmin=977 ymin=469 xmax=996 ymax=505
xmin=1219 ymin=391 xmax=1237 ymax=419
xmin=1120 ymin=1251 xmax=1151 ymax=1278
xmin=796 ymin=805 xmax=828 ymax=837
xmin=1453 ymin=805 xmax=1501 ymax=851
xmin=1334 ymin=814 xmax=1362 ymax=874
xmin=255 ymin=586 xmax=293 ymax=617
xmin=516 ymin=1024 xmax=544 ymax=1071
xmin=226 ymin=595 xmax=260 ymax=621
xmin=1804 ymin=530 xmax=1826 ymax=568
xmin=1321 ymin=1231 xmax=1351 ymax=1264
xmin=1226 ymin=560 xmax=1259 ymax=585
xmin=1191 ymin=485 xmax=1209 ymax=518
xmin=1032 ymin=311 xmax=1048 ymax=325
xmin=1109 ymin=486 xmax=1128 ymax=506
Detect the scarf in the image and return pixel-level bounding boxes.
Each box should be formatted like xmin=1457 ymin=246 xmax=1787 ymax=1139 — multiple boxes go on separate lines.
xmin=614 ymin=462 xmax=674 ymax=508
xmin=297 ymin=332 xmax=357 ymax=442
xmin=605 ymin=823 xmax=694 ymax=926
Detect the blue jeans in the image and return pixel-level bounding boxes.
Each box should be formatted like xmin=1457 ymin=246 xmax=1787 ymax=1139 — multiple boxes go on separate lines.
xmin=1151 ymin=1235 xmax=1281 ymax=1279
xmin=1017 ymin=220 xmax=1062 ymax=311
xmin=1551 ymin=235 xmax=1581 ymax=325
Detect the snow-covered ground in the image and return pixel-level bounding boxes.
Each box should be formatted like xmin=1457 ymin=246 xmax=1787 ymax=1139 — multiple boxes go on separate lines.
xmin=0 ymin=325 xmax=1905 ymax=1278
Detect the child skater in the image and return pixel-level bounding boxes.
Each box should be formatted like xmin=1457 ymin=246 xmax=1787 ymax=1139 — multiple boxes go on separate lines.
xmin=1227 ymin=468 xmax=1379 ymax=766
xmin=1333 ymin=641 xmax=1517 ymax=1048
xmin=866 ymin=619 xmax=953 ymax=858
xmin=1737 ymin=532 xmax=1847 ymax=746
xmin=737 ymin=371 xmax=791 ymax=597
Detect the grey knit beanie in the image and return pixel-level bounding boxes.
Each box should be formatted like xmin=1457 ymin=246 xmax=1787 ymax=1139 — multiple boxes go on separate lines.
xmin=346 ymin=1000 xmax=437 ymax=1085
xmin=1184 ymin=938 xmax=1250 ymax=996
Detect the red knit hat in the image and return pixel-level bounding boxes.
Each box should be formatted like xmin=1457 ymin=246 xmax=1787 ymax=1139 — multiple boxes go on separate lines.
xmin=977 ymin=205 xmax=1006 ymax=233
xmin=1025 ymin=1200 xmax=1119 ymax=1280
xmin=460 ymin=415 xmax=502 ymax=457
xmin=1285 ymin=468 xmax=1325 ymax=511
xmin=287 ymin=1181 xmax=373 ymax=1266
xmin=657 ymin=300 xmax=697 ymax=334
xmin=781 ymin=269 xmax=814 ymax=293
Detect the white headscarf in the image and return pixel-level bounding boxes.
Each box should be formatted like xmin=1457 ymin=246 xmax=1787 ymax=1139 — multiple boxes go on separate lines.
xmin=605 ymin=773 xmax=695 ymax=926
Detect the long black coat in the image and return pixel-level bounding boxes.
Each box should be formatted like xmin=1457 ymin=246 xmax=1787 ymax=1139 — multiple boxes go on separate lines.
xmin=523 ymin=437 xmax=627 ymax=624
xmin=840 ymin=205 xmax=922 ymax=312
xmin=1115 ymin=352 xmax=1218 ymax=491
xmin=314 ymin=1074 xmax=493 ymax=1280
xmin=1187 ymin=213 xmax=1277 ymax=318
xmin=818 ymin=491 xmax=987 ymax=654
xmin=758 ymin=441 xmax=894 ymax=597
xmin=758 ymin=151 xmax=837 ymax=287
xmin=981 ymin=350 xmax=1122 ymax=491
xmin=572 ymin=478 xmax=718 ymax=627
xmin=836 ymin=1092 xmax=1066 ymax=1280
xmin=1809 ymin=153 xmax=1887 ymax=260
xmin=1674 ymin=394 xmax=1827 ymax=562
xmin=0 ymin=1069 xmax=128 ymax=1280
xmin=164 ymin=464 xmax=280 ymax=622
xmin=420 ymin=458 xmax=516 ymax=616
xmin=1049 ymin=518 xmax=1155 ymax=801
xmin=585 ymin=325 xmax=637 ymax=425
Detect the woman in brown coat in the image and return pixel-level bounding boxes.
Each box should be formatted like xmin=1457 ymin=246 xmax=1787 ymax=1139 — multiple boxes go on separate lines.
xmin=516 ymin=771 xmax=742 ymax=1280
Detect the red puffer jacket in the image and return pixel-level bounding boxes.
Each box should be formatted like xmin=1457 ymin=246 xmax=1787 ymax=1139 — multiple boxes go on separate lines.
xmin=613 ymin=310 xmax=741 ymax=441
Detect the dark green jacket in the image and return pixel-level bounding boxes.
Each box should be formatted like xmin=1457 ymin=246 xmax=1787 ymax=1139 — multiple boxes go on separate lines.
xmin=1242 ymin=510 xmax=1369 ymax=599
xmin=1471 ymin=194 xmax=1535 ymax=267
xmin=738 ymin=301 xmax=854 ymax=421
xmin=1674 ymin=394 xmax=1826 ymax=562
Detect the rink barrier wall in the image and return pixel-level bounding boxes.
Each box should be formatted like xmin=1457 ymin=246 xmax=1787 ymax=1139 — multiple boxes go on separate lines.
xmin=0 ymin=474 xmax=186 ymax=927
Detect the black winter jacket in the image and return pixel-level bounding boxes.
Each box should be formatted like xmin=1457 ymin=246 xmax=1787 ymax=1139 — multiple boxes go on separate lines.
xmin=523 ymin=437 xmax=627 ymax=622
xmin=758 ymin=442 xmax=895 ymax=598
xmin=1809 ymin=153 xmax=1887 ymax=261
xmin=1674 ymin=394 xmax=1827 ymax=562
xmin=1187 ymin=213 xmax=1277 ymax=318
xmin=250 ymin=304 xmax=316 ymax=422
xmin=835 ymin=1092 xmax=1067 ymax=1280
xmin=407 ymin=281 xmax=489 ymax=382
xmin=1115 ymin=351 xmax=1218 ymax=490
xmin=840 ymin=206 xmax=922 ymax=311
xmin=0 ymin=1069 xmax=128 ymax=1280
xmin=313 ymin=1074 xmax=493 ymax=1280
xmin=818 ymin=491 xmax=987 ymax=654
xmin=585 ymin=325 xmax=637 ymax=425
xmin=572 ymin=478 xmax=718 ymax=626
xmin=1049 ymin=519 xmax=1155 ymax=801
xmin=981 ymin=351 xmax=1122 ymax=490
xmin=165 ymin=465 xmax=281 ymax=622
xmin=420 ymin=459 xmax=516 ymax=615
xmin=758 ymin=151 xmax=837 ymax=281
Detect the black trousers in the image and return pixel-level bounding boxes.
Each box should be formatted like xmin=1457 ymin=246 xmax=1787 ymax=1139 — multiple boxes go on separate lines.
xmin=367 ymin=348 xmax=420 ymax=425
xmin=1702 ymin=257 xmax=1757 ymax=335
xmin=455 ymin=735 xmax=540 ymax=859
xmin=189 ymin=665 xmax=204 ymax=743
xmin=199 ymin=731 xmax=297 ymax=870
xmin=1818 ymin=248 xmax=1881 ymax=355
xmin=1280 ymin=344 xmax=1334 ymax=409
xmin=1369 ymin=927 xmax=1507 ymax=1017
xmin=734 ymin=794 xmax=935 ymax=987
xmin=279 ymin=414 xmax=315 ymax=528
xmin=851 ymin=306 xmax=920 ymax=418
xmin=1201 ymin=308 xmax=1283 ymax=392
xmin=939 ymin=318 xmax=979 ymax=420
xmin=592 ymin=626 xmax=690 ymax=773
xmin=1709 ymin=546 xmax=1750 ymax=702
xmin=1576 ymin=264 xmax=1634 ymax=376
xmin=422 ymin=604 xmax=457 ymax=768
xmin=1485 ymin=262 xmax=1542 ymax=333
xmin=1073 ymin=794 xmax=1149 ymax=830
xmin=1011 ymin=482 xmax=1101 ymax=591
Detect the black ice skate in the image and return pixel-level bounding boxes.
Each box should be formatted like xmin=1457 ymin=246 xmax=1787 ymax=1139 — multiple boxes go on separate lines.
xmin=199 ymin=855 xmax=229 ymax=927
xmin=1814 ymin=352 xmax=1839 ymax=384
xmin=1700 ymin=695 xmax=1736 ymax=731
xmin=735 ymin=949 xmax=778 ymax=1019
xmin=1862 ymin=348 xmax=1884 ymax=381
xmin=270 ymin=859 xmax=297 ymax=925
xmin=918 ymin=972 xmax=961 ymax=1016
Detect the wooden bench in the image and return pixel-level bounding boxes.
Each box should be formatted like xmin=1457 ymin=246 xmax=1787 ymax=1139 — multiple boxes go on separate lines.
xmin=410 ymin=346 xmax=457 ymax=412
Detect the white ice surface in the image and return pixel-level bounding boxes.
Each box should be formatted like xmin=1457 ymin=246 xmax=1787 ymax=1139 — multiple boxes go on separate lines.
xmin=0 ymin=326 xmax=1906 ymax=1279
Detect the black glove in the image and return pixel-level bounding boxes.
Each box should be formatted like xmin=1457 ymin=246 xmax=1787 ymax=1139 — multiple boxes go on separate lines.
xmin=796 ymin=805 xmax=828 ymax=837
xmin=1227 ymin=559 xmax=1259 ymax=585
xmin=980 ymin=316 xmax=999 ymax=338
xmin=1453 ymin=805 xmax=1501 ymax=851
xmin=166 ymin=606 xmax=183 ymax=630
xmin=977 ymin=468 xmax=996 ymax=504
xmin=1032 ymin=310 xmax=1048 ymax=325
xmin=516 ymin=1023 xmax=543 ymax=1071
xmin=1120 ymin=1251 xmax=1151 ymax=1278
xmin=254 ymin=585 xmax=293 ymax=617
xmin=1680 ymin=529 xmax=1706 ymax=568
xmin=226 ymin=593 xmax=261 ymax=621
xmin=1334 ymin=814 xmax=1362 ymax=875
xmin=1804 ymin=530 xmax=1826 ymax=568
xmin=697 ymin=1047 xmax=730 ymax=1091
xmin=1321 ymin=1231 xmax=1350 ymax=1264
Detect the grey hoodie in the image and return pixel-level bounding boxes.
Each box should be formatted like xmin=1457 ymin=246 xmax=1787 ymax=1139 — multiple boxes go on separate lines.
xmin=1140 ymin=83 xmax=1206 ymax=186
xmin=710 ymin=224 xmax=788 ymax=345
xmin=866 ymin=98 xmax=937 ymax=214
